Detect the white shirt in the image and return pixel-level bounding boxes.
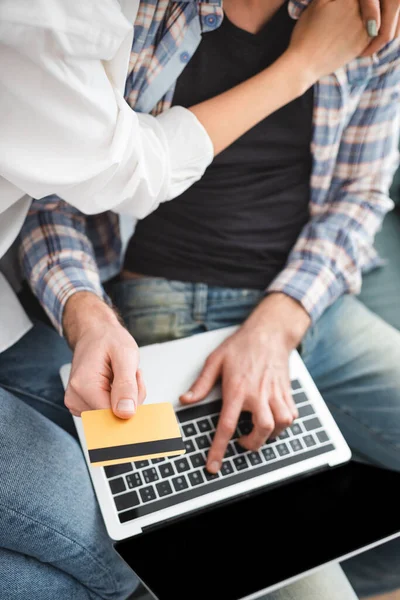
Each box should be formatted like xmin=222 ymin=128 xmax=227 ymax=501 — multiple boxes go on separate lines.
xmin=0 ymin=0 xmax=213 ymax=352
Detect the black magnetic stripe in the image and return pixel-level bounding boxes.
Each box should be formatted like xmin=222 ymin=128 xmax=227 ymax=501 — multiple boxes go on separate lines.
xmin=89 ymin=437 xmax=184 ymax=463
xmin=118 ymin=443 xmax=335 ymax=522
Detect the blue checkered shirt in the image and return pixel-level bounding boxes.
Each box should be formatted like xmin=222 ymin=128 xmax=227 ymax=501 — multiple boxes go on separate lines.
xmin=19 ymin=0 xmax=400 ymax=334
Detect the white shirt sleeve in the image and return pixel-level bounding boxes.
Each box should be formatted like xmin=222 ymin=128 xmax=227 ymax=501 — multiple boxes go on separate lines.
xmin=0 ymin=0 xmax=214 ymax=219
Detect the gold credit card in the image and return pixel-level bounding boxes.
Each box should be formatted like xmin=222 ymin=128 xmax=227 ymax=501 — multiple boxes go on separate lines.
xmin=81 ymin=402 xmax=185 ymax=467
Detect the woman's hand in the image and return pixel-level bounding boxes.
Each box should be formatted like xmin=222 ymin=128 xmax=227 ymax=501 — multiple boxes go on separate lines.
xmin=360 ymin=0 xmax=400 ymax=56
xmin=288 ymin=0 xmax=371 ymax=84
xmin=180 ymin=294 xmax=311 ymax=474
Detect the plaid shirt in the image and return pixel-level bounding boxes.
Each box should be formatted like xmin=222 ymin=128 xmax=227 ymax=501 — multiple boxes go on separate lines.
xmin=19 ymin=0 xmax=400 ymax=335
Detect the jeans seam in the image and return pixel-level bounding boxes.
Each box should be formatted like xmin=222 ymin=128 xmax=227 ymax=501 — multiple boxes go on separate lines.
xmin=0 ymin=501 xmax=118 ymax=592
xmin=0 ymin=384 xmax=68 ymax=415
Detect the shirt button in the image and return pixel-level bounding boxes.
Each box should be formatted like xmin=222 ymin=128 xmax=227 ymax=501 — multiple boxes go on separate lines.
xmin=204 ymin=14 xmax=217 ymax=27
xmin=180 ymin=51 xmax=190 ymax=63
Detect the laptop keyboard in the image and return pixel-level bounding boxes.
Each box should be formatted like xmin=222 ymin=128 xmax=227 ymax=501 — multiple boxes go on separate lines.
xmin=104 ymin=380 xmax=336 ymax=524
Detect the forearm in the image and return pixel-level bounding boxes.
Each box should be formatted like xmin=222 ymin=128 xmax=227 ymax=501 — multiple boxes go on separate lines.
xmin=189 ymin=51 xmax=310 ymax=156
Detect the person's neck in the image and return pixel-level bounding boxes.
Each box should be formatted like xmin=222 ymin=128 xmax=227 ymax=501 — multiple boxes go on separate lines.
xmin=222 ymin=0 xmax=287 ymax=34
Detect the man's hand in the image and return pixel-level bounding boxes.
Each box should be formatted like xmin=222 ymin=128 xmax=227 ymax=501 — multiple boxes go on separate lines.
xmin=180 ymin=293 xmax=311 ymax=474
xmin=360 ymin=0 xmax=400 ymax=56
xmin=63 ymin=292 xmax=146 ymax=418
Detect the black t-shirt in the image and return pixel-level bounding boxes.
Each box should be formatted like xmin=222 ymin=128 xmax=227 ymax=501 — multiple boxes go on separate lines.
xmin=124 ymin=2 xmax=314 ymax=289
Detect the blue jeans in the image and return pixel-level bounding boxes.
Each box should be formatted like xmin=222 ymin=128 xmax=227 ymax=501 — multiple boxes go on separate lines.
xmin=0 ymin=319 xmax=139 ymax=600
xmin=111 ymin=277 xmax=400 ymax=598
xmin=0 ymin=315 xmax=359 ymax=600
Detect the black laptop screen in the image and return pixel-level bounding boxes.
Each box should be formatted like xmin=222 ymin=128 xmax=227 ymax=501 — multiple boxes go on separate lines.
xmin=116 ymin=462 xmax=400 ymax=600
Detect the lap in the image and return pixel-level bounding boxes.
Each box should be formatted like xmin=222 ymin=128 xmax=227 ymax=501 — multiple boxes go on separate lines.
xmin=111 ymin=278 xmax=400 ymax=597
xmin=0 ymin=385 xmax=137 ymax=600
xmin=301 ymin=295 xmax=400 ymax=471
xmin=0 ymin=318 xmax=74 ymax=436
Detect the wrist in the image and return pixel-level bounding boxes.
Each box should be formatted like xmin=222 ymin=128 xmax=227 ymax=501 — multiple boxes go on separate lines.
xmin=280 ymin=48 xmax=319 ymax=96
xmin=63 ymin=291 xmax=120 ymax=349
xmin=244 ymin=292 xmax=311 ymax=350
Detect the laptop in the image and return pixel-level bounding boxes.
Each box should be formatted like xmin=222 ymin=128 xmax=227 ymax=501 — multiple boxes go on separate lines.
xmin=60 ymin=325 xmax=352 ymax=596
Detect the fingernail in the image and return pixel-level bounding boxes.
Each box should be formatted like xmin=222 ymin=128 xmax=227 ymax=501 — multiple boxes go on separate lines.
xmin=208 ymin=460 xmax=220 ymax=473
xmin=181 ymin=390 xmax=194 ymax=400
xmin=117 ymin=399 xmax=135 ymax=413
xmin=367 ymin=20 xmax=378 ymax=37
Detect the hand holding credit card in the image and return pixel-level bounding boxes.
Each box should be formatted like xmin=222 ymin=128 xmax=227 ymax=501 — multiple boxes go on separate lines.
xmin=81 ymin=402 xmax=185 ymax=467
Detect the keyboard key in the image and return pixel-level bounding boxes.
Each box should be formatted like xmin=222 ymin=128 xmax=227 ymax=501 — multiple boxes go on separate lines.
xmin=182 ymin=423 xmax=197 ymax=437
xmin=234 ymin=441 xmax=247 ymax=454
xmin=303 ymin=434 xmax=316 ymax=447
xmin=293 ymin=392 xmax=308 ymax=405
xmin=184 ymin=439 xmax=196 ymax=454
xmin=159 ymin=463 xmax=175 ymax=478
xmin=298 ymin=404 xmax=315 ymax=418
xmin=211 ymin=415 xmax=219 ymax=428
xmin=127 ymin=473 xmax=143 ymax=489
xmin=278 ymin=429 xmax=290 ymax=440
xmin=188 ymin=471 xmax=205 ymax=487
xmin=224 ymin=443 xmax=236 ymax=458
xmin=175 ymin=457 xmax=191 ymax=473
xmin=143 ymin=468 xmax=159 ymax=483
xmin=172 ymin=476 xmax=189 ymax=492
xmin=276 ymin=443 xmax=290 ymax=457
xmin=233 ymin=455 xmax=248 ymax=471
xmin=304 ymin=417 xmax=322 ymax=431
xmin=204 ymin=469 xmax=220 ymax=481
xmin=135 ymin=460 xmax=150 ymax=469
xmin=151 ymin=457 xmax=165 ymax=464
xmin=316 ymin=430 xmax=330 ymax=443
xmin=248 ymin=451 xmax=262 ymax=466
xmin=114 ymin=491 xmax=140 ymax=512
xmin=290 ymin=439 xmax=303 ymax=453
xmin=238 ymin=421 xmax=253 ymax=436
xmin=262 ymin=447 xmax=276 ymax=461
xmin=177 ymin=399 xmax=222 ymax=423
xmin=105 ymin=463 xmax=133 ymax=478
xmin=109 ymin=477 xmax=126 ymax=495
xmin=198 ymin=418 xmax=212 ymax=433
xmin=290 ymin=423 xmax=303 ymax=436
xmin=221 ymin=460 xmax=234 ymax=476
xmin=232 ymin=427 xmax=241 ymax=439
xmin=239 ymin=410 xmax=252 ymax=423
xmin=291 ymin=379 xmax=302 ymax=391
xmin=156 ymin=481 xmax=173 ymax=497
xmin=190 ymin=453 xmax=206 ymax=469
xmin=140 ymin=485 xmax=157 ymax=503
xmin=196 ymin=434 xmax=211 ymax=450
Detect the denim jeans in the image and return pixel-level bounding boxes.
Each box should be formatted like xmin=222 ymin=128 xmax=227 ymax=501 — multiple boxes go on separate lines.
xmin=0 ymin=308 xmax=359 ymax=600
xmin=0 ymin=319 xmax=139 ymax=600
xmin=111 ymin=276 xmax=400 ymax=598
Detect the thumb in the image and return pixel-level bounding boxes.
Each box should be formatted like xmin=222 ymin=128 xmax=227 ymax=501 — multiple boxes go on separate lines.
xmin=180 ymin=353 xmax=223 ymax=404
xmin=136 ymin=368 xmax=147 ymax=406
xmin=110 ymin=346 xmax=139 ymax=419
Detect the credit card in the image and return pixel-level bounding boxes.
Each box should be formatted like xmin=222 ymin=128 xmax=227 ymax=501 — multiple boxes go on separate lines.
xmin=81 ymin=402 xmax=185 ymax=467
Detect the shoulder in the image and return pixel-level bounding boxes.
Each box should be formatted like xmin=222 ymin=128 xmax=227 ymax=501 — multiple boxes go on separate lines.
xmin=0 ymin=0 xmax=135 ymax=59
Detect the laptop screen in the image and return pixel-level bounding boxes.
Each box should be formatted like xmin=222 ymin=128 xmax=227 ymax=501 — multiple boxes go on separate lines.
xmin=116 ymin=462 xmax=400 ymax=600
